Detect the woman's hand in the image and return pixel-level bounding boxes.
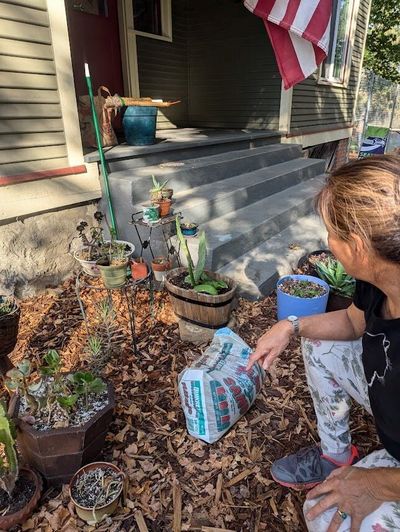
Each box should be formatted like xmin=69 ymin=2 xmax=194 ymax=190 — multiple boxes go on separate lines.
xmin=246 ymin=320 xmax=293 ymax=371
xmin=305 ymin=466 xmax=384 ymax=532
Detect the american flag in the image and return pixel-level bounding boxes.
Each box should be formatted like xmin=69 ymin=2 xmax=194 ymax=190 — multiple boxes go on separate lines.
xmin=244 ymin=0 xmax=332 ymax=90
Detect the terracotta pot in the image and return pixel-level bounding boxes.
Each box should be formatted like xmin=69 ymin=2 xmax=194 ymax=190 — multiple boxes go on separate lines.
xmin=16 ymin=382 xmax=115 ymax=486
xmin=152 ymin=257 xmax=171 ymax=282
xmin=0 ymin=301 xmax=20 ymax=358
xmin=97 ymin=261 xmax=128 ymax=289
xmin=154 ymin=198 xmax=172 ymax=217
xmin=161 ymin=188 xmax=173 ymax=200
xmin=70 ymin=461 xmax=124 ymax=525
xmin=165 ymin=268 xmax=236 ymax=328
xmin=0 ymin=467 xmax=42 ymax=530
xmin=131 ymin=258 xmax=148 ymax=280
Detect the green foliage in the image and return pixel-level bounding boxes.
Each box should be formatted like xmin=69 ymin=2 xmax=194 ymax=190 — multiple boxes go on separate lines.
xmin=150 ymin=175 xmax=169 ymax=192
xmin=0 ymin=296 xmax=15 ymax=317
xmin=316 ymin=257 xmax=355 ymax=298
xmin=40 ymin=350 xmax=62 ymax=377
xmin=175 ymin=217 xmax=228 ymax=295
xmin=364 ymin=0 xmax=400 ymax=83
xmin=0 ymin=402 xmax=18 ymax=496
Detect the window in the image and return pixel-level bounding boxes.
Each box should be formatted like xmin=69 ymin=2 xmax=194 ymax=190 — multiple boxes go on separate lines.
xmin=132 ymin=0 xmax=172 ymax=41
xmin=319 ymin=0 xmax=357 ymax=85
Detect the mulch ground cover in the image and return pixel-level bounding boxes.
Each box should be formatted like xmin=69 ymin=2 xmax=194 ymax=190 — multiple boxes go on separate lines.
xmin=7 ymin=277 xmax=378 ymax=532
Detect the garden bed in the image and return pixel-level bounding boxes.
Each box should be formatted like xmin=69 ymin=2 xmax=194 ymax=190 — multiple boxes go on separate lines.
xmin=8 ymin=277 xmax=378 ymax=531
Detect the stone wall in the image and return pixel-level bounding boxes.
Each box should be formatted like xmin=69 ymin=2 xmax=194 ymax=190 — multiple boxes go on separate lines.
xmin=0 ymin=203 xmax=97 ymax=299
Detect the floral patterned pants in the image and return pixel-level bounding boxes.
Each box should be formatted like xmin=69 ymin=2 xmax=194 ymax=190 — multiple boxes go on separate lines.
xmin=301 ymin=338 xmax=400 ymax=532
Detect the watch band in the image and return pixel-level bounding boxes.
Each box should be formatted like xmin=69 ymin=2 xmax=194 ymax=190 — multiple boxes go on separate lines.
xmin=287 ymin=315 xmax=300 ymax=335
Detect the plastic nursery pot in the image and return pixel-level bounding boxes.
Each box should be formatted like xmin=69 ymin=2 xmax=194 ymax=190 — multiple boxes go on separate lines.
xmin=69 ymin=461 xmax=125 ymax=525
xmin=0 ymin=298 xmax=20 ymax=358
xmin=181 ymin=223 xmax=198 ymax=237
xmin=154 ymin=198 xmax=172 ymax=217
xmin=142 ymin=203 xmax=160 ymax=224
xmin=151 ymin=257 xmax=171 ymax=282
xmin=276 ymin=274 xmax=330 ymax=320
xmin=130 ymin=257 xmax=148 ymax=280
xmin=97 ymin=261 xmax=129 ymax=289
xmin=0 ymin=467 xmax=43 ymax=531
xmin=161 ymin=188 xmax=173 ymax=200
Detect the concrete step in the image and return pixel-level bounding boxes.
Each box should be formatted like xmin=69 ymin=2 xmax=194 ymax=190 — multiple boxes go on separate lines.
xmin=85 ymin=128 xmax=283 ymax=171
xmin=216 ymin=213 xmax=327 ymax=299
xmin=110 ymin=143 xmax=303 ymax=205
xmin=183 ymin=175 xmax=325 ymax=271
xmin=147 ymin=158 xmax=325 ymax=224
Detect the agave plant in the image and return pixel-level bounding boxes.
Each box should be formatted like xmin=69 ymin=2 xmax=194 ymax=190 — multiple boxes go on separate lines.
xmin=315 ymin=257 xmax=355 ymax=298
xmin=175 ymin=217 xmax=228 ymax=295
xmin=0 ymin=402 xmax=18 ymax=496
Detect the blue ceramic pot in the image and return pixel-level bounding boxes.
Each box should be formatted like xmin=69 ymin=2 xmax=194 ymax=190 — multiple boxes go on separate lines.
xmin=181 ymin=225 xmax=198 ymax=236
xmin=123 ymin=106 xmax=157 ymax=146
xmin=277 ymin=274 xmax=329 ymax=320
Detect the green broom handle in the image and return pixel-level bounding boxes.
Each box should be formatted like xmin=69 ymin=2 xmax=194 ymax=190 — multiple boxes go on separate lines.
xmin=84 ymin=63 xmax=118 ymax=237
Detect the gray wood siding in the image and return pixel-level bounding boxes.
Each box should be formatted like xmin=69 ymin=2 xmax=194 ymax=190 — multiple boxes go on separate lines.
xmin=290 ymin=0 xmax=370 ymax=134
xmin=0 ymin=0 xmax=68 ymax=176
xmin=187 ymin=0 xmax=281 ymax=130
xmin=136 ymin=0 xmax=189 ymax=130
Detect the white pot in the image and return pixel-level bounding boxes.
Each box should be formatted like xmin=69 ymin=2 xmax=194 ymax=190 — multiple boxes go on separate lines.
xmin=74 ymin=240 xmax=135 ymax=277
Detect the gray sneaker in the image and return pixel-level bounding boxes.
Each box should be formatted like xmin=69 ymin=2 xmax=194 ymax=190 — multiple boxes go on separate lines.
xmin=270 ymin=444 xmax=359 ymax=490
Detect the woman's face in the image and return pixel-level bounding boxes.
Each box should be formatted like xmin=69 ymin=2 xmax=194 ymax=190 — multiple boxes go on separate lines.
xmin=327 ymin=231 xmax=360 ymax=279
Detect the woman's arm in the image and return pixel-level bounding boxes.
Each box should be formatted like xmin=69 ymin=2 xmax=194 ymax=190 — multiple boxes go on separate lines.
xmin=247 ymin=304 xmax=365 ymax=371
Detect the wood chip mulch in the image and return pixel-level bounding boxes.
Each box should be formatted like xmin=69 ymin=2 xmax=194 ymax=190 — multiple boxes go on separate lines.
xmin=8 ymin=277 xmax=378 ymax=532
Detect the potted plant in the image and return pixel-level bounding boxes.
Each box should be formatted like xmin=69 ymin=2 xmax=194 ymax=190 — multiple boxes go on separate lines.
xmin=131 ymin=257 xmax=149 ymax=281
xmin=151 ymin=257 xmax=171 ymax=282
xmin=153 ymin=197 xmax=172 ymax=218
xmin=6 ymin=351 xmax=115 ymax=486
xmin=96 ymin=240 xmax=129 ymax=289
xmin=297 ymin=249 xmax=333 ymax=278
xmin=69 ymin=461 xmax=125 ymax=525
xmin=165 ymin=218 xmax=236 ymax=328
xmin=0 ymin=401 xmax=42 ymax=530
xmin=315 ymin=257 xmax=355 ymax=312
xmin=72 ymin=212 xmax=134 ymax=277
xmin=142 ymin=203 xmax=160 ymax=224
xmin=149 ymin=175 xmax=172 ymax=202
xmin=180 ymin=222 xmax=198 ymax=237
xmin=0 ymin=295 xmax=20 ymax=360
xmin=277 ymin=274 xmax=329 ymax=320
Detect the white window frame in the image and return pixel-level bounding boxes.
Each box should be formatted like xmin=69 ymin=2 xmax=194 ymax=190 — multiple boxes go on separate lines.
xmin=132 ymin=0 xmax=172 ymax=42
xmin=318 ymin=0 xmax=359 ymax=88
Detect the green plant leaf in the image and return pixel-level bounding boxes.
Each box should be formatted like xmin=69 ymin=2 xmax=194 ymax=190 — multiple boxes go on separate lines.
xmin=194 ymin=284 xmax=218 ymax=295
xmin=57 ymin=394 xmax=78 ymax=409
xmin=194 ymin=231 xmax=207 ymax=283
xmin=17 ymin=360 xmax=31 ymax=377
xmin=176 ymin=216 xmax=195 ymax=286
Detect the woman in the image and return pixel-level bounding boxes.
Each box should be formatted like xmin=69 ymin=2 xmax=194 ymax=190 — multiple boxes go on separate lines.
xmin=247 ymin=155 xmax=400 ymax=531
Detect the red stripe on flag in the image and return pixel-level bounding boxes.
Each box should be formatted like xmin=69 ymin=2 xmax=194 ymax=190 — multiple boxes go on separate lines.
xmin=302 ymin=0 xmax=332 ymax=48
xmin=312 ymin=42 xmax=326 ymax=65
xmin=264 ymin=19 xmax=304 ymax=90
xmin=281 ymin=0 xmax=301 ymax=27
xmin=251 ymin=0 xmax=275 ymax=19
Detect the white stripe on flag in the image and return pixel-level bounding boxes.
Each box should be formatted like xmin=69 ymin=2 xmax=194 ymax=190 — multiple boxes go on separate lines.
xmin=243 ymin=0 xmax=259 ymax=13
xmin=269 ymin=0 xmax=290 ymax=23
xmin=318 ymin=15 xmax=331 ymax=53
xmin=292 ymin=0 xmax=320 ymax=34
xmin=289 ymin=31 xmax=317 ymax=78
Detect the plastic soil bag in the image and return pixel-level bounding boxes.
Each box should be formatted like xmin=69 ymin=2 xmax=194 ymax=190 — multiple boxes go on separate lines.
xmin=178 ymin=327 xmax=265 ymax=443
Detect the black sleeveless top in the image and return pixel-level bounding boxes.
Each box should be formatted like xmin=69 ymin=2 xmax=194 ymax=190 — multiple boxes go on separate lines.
xmin=354 ymin=280 xmax=400 ymax=460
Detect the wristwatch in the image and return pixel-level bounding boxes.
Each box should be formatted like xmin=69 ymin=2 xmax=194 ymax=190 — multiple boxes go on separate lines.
xmin=287 ymin=315 xmax=300 ymax=336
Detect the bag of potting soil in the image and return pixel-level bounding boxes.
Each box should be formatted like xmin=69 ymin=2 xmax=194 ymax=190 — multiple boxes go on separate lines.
xmin=178 ymin=328 xmax=265 ymax=443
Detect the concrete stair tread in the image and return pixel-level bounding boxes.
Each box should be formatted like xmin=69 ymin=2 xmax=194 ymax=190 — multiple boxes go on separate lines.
xmin=200 ymin=175 xmax=325 ymax=252
xmin=216 ymin=214 xmax=327 ymax=299
xmin=109 ymin=142 xmax=302 ymax=181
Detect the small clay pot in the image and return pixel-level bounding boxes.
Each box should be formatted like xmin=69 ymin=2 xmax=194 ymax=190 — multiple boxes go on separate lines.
xmin=70 ymin=461 xmax=125 ymax=525
xmin=97 ymin=261 xmax=128 ymax=289
xmin=152 ymin=257 xmax=171 ymax=282
xmin=131 ymin=258 xmax=148 ymax=280
xmin=154 ymin=198 xmax=172 ymax=217
xmin=0 ymin=467 xmax=43 ymax=530
xmin=161 ymin=188 xmax=173 ymax=200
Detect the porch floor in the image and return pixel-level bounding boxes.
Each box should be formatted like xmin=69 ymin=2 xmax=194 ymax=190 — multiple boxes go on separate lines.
xmin=84 ymin=127 xmax=282 ymax=163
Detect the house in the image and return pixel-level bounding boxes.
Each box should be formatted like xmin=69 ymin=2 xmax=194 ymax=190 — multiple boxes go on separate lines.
xmin=0 ymin=0 xmax=371 ymax=297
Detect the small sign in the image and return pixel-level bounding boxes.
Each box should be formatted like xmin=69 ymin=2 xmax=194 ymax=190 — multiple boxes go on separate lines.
xmin=359 ymin=125 xmax=390 ymax=158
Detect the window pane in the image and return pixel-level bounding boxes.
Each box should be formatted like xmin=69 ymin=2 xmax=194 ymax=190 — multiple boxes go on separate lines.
xmin=132 ymin=0 xmax=162 ymax=35
xmin=333 ymin=0 xmax=351 ymax=79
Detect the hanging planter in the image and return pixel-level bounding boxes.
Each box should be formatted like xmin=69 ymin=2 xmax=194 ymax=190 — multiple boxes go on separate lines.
xmin=277 ymin=274 xmax=329 ymax=320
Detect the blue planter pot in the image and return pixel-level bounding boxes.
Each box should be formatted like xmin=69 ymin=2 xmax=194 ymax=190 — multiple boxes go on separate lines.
xmin=123 ymin=106 xmax=157 ymax=146
xmin=277 ymin=274 xmax=329 ymax=320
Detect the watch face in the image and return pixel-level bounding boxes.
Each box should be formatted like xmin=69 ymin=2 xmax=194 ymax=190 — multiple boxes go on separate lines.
xmin=287 ymin=315 xmax=298 ymax=321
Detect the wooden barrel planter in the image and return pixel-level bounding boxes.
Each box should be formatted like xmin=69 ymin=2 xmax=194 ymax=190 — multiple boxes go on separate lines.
xmin=165 ymin=268 xmax=236 ymax=329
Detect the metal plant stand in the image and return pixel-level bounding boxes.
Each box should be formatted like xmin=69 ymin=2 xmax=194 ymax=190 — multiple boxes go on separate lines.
xmin=130 ymin=211 xmax=182 ymax=264
xmin=75 ymin=271 xmax=153 ymax=356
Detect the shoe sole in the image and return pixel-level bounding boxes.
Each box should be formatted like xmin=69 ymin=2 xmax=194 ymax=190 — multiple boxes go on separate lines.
xmin=271 ymin=472 xmax=321 ymax=491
